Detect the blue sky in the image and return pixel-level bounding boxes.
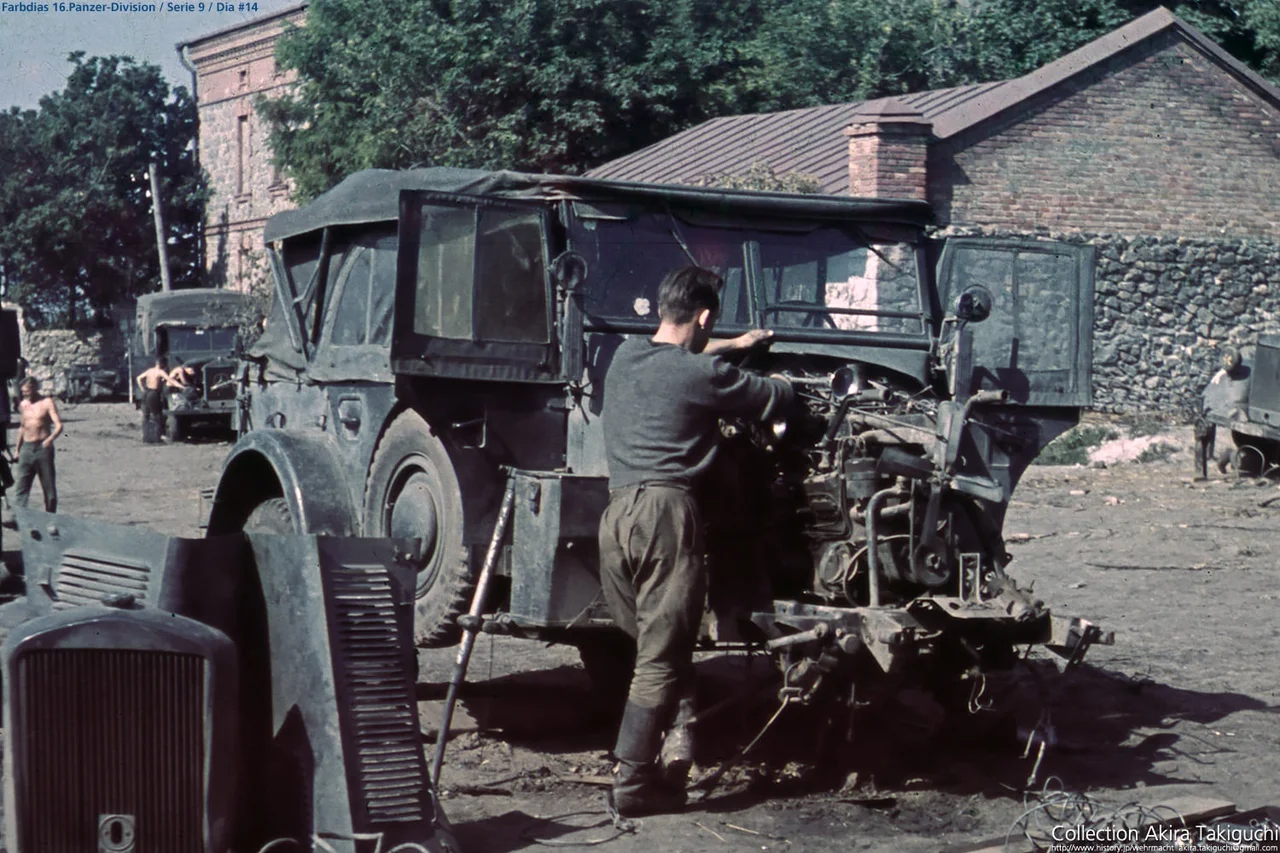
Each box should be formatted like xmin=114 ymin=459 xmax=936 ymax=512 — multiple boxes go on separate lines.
xmin=0 ymin=0 xmax=300 ymax=109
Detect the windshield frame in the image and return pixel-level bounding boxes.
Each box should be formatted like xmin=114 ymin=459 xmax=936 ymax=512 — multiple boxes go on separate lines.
xmin=568 ymin=207 xmax=934 ymax=349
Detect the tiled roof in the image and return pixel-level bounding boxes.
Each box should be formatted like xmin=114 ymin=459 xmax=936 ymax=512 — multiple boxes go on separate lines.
xmin=589 ymin=6 xmax=1280 ymax=194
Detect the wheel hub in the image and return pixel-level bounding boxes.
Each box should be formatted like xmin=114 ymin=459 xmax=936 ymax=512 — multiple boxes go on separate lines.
xmin=388 ymin=466 xmax=441 ymax=586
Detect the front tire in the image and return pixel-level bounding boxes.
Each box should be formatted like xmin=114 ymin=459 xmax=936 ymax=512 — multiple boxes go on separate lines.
xmin=362 ymin=411 xmax=473 ymax=648
xmin=244 ymin=496 xmax=295 ymax=534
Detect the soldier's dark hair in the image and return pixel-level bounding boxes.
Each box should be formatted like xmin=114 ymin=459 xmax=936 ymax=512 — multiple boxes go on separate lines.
xmin=657 ymin=265 xmax=722 ymax=325
xmin=157 ymin=356 xmax=168 ymax=371
xmin=19 ymin=376 xmax=36 ymax=391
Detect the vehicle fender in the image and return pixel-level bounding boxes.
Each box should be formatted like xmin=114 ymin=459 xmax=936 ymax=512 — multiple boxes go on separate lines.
xmin=208 ymin=429 xmax=356 ymax=536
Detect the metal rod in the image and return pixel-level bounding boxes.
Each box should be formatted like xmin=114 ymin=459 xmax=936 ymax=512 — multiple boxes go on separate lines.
xmin=430 ymin=475 xmax=517 ymax=786
xmin=764 ymin=622 xmax=828 ymax=651
xmin=865 ymin=486 xmax=903 ymax=608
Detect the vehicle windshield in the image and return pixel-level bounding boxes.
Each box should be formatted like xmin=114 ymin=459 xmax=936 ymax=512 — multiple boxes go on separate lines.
xmin=164 ymin=326 xmax=237 ymax=353
xmin=571 ymin=210 xmax=925 ymax=336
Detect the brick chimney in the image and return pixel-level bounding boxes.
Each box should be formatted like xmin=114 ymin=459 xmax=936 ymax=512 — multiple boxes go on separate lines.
xmin=844 ymin=98 xmax=933 ymax=200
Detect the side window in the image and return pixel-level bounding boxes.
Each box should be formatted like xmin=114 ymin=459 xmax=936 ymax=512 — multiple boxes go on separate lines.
xmin=282 ymin=234 xmax=324 ymax=341
xmin=369 ymin=233 xmax=397 ymax=346
xmin=414 ymin=207 xmax=475 ymax=339
xmin=474 ymin=210 xmax=548 ymax=343
xmin=412 ymin=205 xmax=548 ymax=342
xmin=331 ymin=248 xmax=372 ymax=345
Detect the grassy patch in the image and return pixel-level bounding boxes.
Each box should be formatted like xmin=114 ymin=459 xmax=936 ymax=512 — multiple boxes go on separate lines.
xmin=1136 ymin=441 xmax=1178 ymax=464
xmin=1035 ymin=424 xmax=1121 ymax=466
xmin=1122 ymin=414 xmax=1175 ymax=438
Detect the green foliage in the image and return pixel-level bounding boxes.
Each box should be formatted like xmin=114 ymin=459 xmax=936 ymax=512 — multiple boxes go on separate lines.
xmin=694 ymin=162 xmax=822 ymax=193
xmin=0 ymin=54 xmax=207 ymax=328
xmin=1136 ymin=441 xmax=1178 ymax=463
xmin=1035 ymin=424 xmax=1121 ymax=466
xmin=262 ymin=0 xmax=774 ymax=200
xmin=264 ymin=0 xmax=1280 ymax=200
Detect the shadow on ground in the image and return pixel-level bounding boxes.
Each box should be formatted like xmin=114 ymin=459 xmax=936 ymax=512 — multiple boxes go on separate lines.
xmin=425 ymin=655 xmax=1271 ymax=802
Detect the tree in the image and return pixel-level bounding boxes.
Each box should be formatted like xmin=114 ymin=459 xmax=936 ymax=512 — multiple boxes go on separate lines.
xmin=261 ymin=0 xmax=774 ymax=200
xmin=265 ymin=0 xmax=1280 ymax=200
xmin=0 ymin=54 xmax=207 ymax=327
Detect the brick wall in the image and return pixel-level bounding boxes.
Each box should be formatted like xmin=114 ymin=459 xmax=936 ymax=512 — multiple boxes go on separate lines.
xmin=931 ymin=31 xmax=1280 ymax=240
xmin=846 ymin=101 xmax=932 ymax=200
xmin=185 ymin=5 xmax=304 ymax=290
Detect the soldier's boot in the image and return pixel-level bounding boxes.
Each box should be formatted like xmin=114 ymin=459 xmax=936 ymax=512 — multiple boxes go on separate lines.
xmin=612 ymin=701 xmax=687 ymax=817
xmin=659 ymin=693 xmax=696 ymax=789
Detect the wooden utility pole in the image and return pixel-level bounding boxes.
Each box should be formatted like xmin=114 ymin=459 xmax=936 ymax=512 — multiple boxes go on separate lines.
xmin=148 ymin=162 xmax=172 ymax=293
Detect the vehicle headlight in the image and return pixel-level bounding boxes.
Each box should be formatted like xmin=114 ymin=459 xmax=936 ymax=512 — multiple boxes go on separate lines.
xmin=830 ymin=366 xmax=862 ymax=399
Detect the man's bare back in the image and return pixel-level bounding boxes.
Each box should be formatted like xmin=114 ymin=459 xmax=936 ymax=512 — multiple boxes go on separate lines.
xmin=137 ymin=365 xmax=169 ymax=392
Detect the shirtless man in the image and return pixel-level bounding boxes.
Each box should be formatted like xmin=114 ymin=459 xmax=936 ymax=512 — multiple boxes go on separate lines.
xmin=13 ymin=376 xmax=62 ymax=512
xmin=136 ymin=357 xmax=169 ymax=441
xmin=167 ymin=359 xmax=195 ymax=389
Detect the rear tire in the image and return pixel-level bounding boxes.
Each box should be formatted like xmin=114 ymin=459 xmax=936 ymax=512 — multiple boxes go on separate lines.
xmin=165 ymin=415 xmax=185 ymax=443
xmin=244 ymin=497 xmax=295 ymax=534
xmin=362 ymin=410 xmax=472 ymax=648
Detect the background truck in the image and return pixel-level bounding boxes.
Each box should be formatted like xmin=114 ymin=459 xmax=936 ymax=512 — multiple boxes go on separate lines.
xmin=1196 ymin=336 xmax=1280 ymax=478
xmin=129 ymin=289 xmax=254 ymax=440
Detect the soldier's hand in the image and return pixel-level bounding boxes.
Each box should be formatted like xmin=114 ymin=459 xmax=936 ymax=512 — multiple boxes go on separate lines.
xmin=737 ymin=329 xmax=775 ymax=350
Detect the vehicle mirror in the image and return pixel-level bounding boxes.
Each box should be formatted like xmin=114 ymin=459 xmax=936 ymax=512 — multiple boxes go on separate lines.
xmin=552 ymin=251 xmax=588 ymax=293
xmin=955 ymin=285 xmax=993 ymax=324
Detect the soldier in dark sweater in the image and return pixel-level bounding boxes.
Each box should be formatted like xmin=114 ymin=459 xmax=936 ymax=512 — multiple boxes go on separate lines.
xmin=599 ymin=265 xmax=792 ymax=816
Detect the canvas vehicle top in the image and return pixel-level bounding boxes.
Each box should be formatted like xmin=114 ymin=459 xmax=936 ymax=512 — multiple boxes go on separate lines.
xmin=211 ymin=167 xmax=1103 ymax=699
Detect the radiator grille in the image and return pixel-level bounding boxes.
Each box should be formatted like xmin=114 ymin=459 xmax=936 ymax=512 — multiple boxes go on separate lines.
xmin=15 ymin=648 xmax=207 ymax=852
xmin=330 ymin=564 xmax=428 ymax=825
xmin=54 ymin=553 xmax=151 ymax=610
xmin=203 ymin=364 xmax=237 ymax=402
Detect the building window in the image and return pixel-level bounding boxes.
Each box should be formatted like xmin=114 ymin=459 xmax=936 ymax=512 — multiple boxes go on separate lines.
xmin=236 ymin=115 xmax=249 ymax=197
xmin=238 ymin=68 xmax=249 ymax=90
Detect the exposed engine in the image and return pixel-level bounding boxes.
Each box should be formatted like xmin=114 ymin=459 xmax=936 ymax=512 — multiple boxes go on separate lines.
xmin=715 ymin=358 xmax=1036 ymax=620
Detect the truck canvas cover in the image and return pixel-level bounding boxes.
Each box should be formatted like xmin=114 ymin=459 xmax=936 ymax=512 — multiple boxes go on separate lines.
xmin=251 ymin=167 xmax=934 ymax=383
xmin=135 ymin=289 xmax=252 ymax=358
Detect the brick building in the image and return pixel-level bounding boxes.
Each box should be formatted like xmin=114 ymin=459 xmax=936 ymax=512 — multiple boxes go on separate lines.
xmin=592 ymin=8 xmax=1280 ymax=412
xmin=178 ymin=3 xmax=307 ymax=291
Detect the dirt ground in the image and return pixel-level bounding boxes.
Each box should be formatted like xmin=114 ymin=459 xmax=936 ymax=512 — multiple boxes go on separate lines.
xmin=22 ymin=403 xmax=1280 ymax=853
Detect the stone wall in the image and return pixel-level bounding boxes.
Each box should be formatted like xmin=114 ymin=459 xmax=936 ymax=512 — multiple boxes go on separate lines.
xmin=21 ymin=327 xmax=128 ymax=398
xmin=940 ymin=226 xmax=1280 ymax=417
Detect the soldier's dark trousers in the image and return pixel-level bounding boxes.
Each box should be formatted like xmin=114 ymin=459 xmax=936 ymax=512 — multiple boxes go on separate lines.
xmin=13 ymin=443 xmax=56 ymax=512
xmin=598 ymin=482 xmax=705 ymax=718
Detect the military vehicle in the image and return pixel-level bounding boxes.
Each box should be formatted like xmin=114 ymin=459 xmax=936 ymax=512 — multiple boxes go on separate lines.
xmin=0 ymin=512 xmax=459 ymax=853
xmin=1196 ymin=337 xmax=1280 ymax=478
xmin=204 ymin=168 xmax=1106 ymax=723
xmin=130 ymin=290 xmax=253 ymax=440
